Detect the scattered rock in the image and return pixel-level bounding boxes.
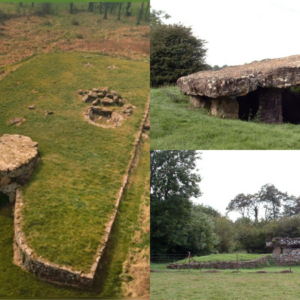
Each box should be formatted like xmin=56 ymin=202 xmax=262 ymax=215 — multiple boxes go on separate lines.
xmin=106 ymin=65 xmax=116 ymax=69
xmin=142 ymin=133 xmax=149 ymax=139
xmin=45 ymin=110 xmax=53 ymax=116
xmin=28 ymin=105 xmax=35 ymax=110
xmin=9 ymin=117 xmax=24 ymax=126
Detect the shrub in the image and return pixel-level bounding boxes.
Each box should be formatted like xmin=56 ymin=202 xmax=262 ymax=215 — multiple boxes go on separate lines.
xmin=72 ymin=20 xmax=79 ymax=26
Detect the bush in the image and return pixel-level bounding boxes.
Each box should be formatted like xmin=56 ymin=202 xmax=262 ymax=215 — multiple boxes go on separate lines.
xmin=72 ymin=20 xmax=79 ymax=26
xmin=151 ymin=23 xmax=207 ymax=87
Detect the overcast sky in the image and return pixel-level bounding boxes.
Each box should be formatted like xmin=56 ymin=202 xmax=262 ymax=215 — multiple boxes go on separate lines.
xmin=193 ymin=151 xmax=300 ymax=221
xmin=151 ymin=0 xmax=300 ymax=66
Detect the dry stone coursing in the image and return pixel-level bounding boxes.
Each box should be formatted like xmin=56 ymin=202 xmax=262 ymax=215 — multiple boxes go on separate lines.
xmin=167 ymin=256 xmax=269 ymax=270
xmin=80 ymin=87 xmax=134 ymax=128
xmin=0 ymin=134 xmax=38 ymax=202
xmin=13 ymin=96 xmax=150 ymax=288
xmin=177 ymin=55 xmax=300 ymax=123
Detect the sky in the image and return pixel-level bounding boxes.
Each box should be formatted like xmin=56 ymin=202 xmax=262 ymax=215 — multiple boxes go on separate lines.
xmin=193 ymin=151 xmax=300 ymax=221
xmin=151 ymin=0 xmax=300 ymax=66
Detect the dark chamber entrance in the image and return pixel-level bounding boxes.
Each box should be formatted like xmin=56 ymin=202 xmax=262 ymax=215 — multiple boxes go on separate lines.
xmin=0 ymin=192 xmax=9 ymax=208
xmin=282 ymin=89 xmax=300 ymax=124
xmin=237 ymin=89 xmax=259 ymax=121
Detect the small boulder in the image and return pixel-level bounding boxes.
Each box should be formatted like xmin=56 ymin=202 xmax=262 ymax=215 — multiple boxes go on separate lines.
xmin=102 ymin=97 xmax=114 ymax=105
xmin=45 ymin=110 xmax=53 ymax=116
xmin=28 ymin=105 xmax=35 ymax=110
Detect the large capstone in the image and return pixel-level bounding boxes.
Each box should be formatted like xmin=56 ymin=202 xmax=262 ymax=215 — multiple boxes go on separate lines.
xmin=177 ymin=55 xmax=300 ymax=124
xmin=0 ymin=134 xmax=38 ymax=203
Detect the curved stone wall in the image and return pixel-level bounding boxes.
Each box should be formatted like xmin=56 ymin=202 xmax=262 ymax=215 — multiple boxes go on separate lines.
xmin=14 ymin=96 xmax=150 ymax=288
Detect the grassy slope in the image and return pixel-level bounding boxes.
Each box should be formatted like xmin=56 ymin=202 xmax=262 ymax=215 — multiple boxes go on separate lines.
xmin=151 ymin=267 xmax=300 ymax=300
xmin=150 ymin=87 xmax=300 ymax=150
xmin=0 ymin=52 xmax=149 ymax=272
xmin=0 ymin=136 xmax=150 ymax=298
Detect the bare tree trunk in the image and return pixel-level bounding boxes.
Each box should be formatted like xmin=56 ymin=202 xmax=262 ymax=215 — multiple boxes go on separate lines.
xmin=99 ymin=2 xmax=103 ymax=14
xmin=125 ymin=2 xmax=131 ymax=16
xmin=88 ymin=2 xmax=94 ymax=12
xmin=117 ymin=3 xmax=122 ymax=20
xmin=144 ymin=2 xmax=150 ymax=21
xmin=110 ymin=3 xmax=115 ymax=14
xmin=136 ymin=2 xmax=144 ymax=25
xmin=104 ymin=3 xmax=108 ymax=19
xmin=31 ymin=2 xmax=34 ymax=8
xmin=70 ymin=2 xmax=73 ymax=14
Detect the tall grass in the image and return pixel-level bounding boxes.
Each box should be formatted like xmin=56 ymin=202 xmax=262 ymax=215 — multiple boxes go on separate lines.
xmin=151 ymin=86 xmax=300 ymax=150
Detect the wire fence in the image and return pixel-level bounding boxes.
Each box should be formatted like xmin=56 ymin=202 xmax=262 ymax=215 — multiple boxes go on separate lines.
xmin=151 ymin=252 xmax=300 ymax=273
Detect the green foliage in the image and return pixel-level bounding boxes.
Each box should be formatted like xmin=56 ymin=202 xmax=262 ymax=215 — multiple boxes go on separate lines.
xmin=290 ymin=86 xmax=300 ymax=94
xmin=214 ymin=216 xmax=236 ymax=253
xmin=150 ymin=23 xmax=207 ymax=87
xmin=185 ymin=205 xmax=219 ymax=254
xmin=150 ymin=8 xmax=171 ymax=29
xmin=150 ymin=150 xmax=201 ymax=254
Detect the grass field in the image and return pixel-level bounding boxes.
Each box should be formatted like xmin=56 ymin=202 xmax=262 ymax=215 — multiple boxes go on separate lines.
xmin=150 ymin=266 xmax=300 ymax=300
xmin=150 ymin=86 xmax=300 ymax=149
xmin=0 ymin=51 xmax=149 ymax=273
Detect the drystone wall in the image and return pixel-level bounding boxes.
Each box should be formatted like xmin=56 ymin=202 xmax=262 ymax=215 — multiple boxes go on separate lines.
xmin=14 ymin=96 xmax=150 ymax=288
xmin=167 ymin=256 xmax=269 ymax=270
xmin=0 ymin=134 xmax=38 ymax=203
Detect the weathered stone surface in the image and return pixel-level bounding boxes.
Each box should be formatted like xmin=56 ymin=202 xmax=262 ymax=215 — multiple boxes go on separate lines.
xmin=211 ymin=97 xmax=239 ymax=119
xmin=266 ymin=237 xmax=300 ymax=249
xmin=0 ymin=134 xmax=38 ymax=202
xmin=177 ymin=55 xmax=300 ymax=98
xmin=102 ymin=97 xmax=114 ymax=105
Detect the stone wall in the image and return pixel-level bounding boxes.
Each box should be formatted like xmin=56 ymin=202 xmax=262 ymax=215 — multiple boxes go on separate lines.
xmin=167 ymin=256 xmax=269 ymax=270
xmin=210 ymin=97 xmax=239 ymax=119
xmin=14 ymin=96 xmax=150 ymax=288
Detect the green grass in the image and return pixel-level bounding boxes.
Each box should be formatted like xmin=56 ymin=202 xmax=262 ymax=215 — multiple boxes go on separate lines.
xmin=0 ymin=129 xmax=150 ymax=298
xmin=150 ymin=86 xmax=300 ymax=149
xmin=0 ymin=52 xmax=149 ymax=273
xmin=151 ymin=266 xmax=300 ymax=300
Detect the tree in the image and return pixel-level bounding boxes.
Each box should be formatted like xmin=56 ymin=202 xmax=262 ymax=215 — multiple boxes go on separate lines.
xmin=185 ymin=205 xmax=219 ymax=254
xmin=150 ymin=150 xmax=201 ymax=254
xmin=226 ymin=193 xmax=252 ymax=218
xmin=125 ymin=2 xmax=131 ymax=16
xmin=88 ymin=2 xmax=94 ymax=12
xmin=136 ymin=2 xmax=144 ymax=25
xmin=151 ymin=23 xmax=207 ymax=87
xmin=150 ymin=8 xmax=171 ymax=30
xmin=103 ymin=3 xmax=109 ymax=19
xmin=214 ymin=216 xmax=235 ymax=253
xmin=259 ymin=184 xmax=285 ymax=220
xmin=117 ymin=3 xmax=122 ymax=21
xmin=69 ymin=2 xmax=73 ymax=14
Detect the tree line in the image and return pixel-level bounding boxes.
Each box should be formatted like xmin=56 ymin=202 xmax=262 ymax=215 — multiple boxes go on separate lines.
xmin=1 ymin=2 xmax=150 ymax=24
xmin=151 ymin=150 xmax=300 ymax=257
